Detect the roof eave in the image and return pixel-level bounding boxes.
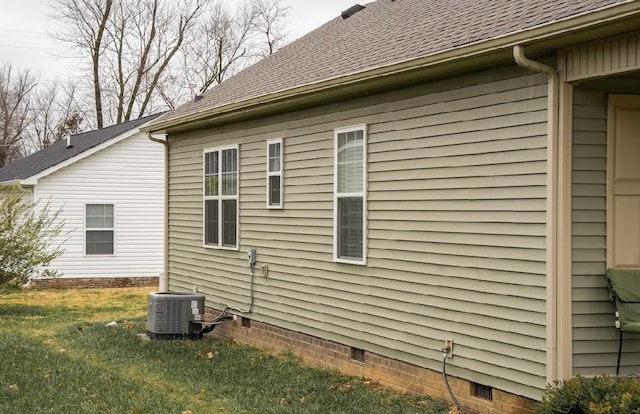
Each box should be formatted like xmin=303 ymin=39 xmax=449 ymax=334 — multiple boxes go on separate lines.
xmin=144 ymin=1 xmax=640 ymax=134
xmin=0 ymin=179 xmax=29 ymax=187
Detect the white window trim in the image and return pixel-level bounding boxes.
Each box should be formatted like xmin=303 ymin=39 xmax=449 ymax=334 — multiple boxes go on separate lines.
xmin=202 ymin=144 xmax=240 ymax=250
xmin=266 ymin=138 xmax=283 ymax=209
xmin=333 ymin=124 xmax=367 ymax=265
xmin=84 ymin=203 xmax=116 ymax=257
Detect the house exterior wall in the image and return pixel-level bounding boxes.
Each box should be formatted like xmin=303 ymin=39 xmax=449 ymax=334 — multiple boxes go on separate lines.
xmin=571 ymin=88 xmax=640 ymax=375
xmin=167 ymin=64 xmax=550 ymax=400
xmin=571 ymin=89 xmax=612 ymax=374
xmin=34 ymin=131 xmax=164 ymax=278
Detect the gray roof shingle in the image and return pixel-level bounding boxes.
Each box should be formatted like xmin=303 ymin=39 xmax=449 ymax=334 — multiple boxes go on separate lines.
xmin=151 ymin=0 xmax=630 ymax=126
xmin=0 ymin=113 xmax=162 ymax=183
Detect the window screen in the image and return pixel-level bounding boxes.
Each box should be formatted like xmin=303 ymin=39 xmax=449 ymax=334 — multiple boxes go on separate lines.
xmin=86 ymin=204 xmax=114 ymax=255
xmin=335 ymin=127 xmax=366 ymax=263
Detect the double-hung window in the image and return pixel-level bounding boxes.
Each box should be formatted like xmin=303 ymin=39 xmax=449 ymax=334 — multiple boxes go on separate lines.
xmin=267 ymin=138 xmax=283 ymax=208
xmin=85 ymin=204 xmax=114 ymax=255
xmin=334 ymin=125 xmax=367 ymax=264
xmin=204 ymin=145 xmax=238 ymax=249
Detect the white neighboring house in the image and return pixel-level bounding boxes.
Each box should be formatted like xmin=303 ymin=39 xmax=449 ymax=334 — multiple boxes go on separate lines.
xmin=0 ymin=114 xmax=164 ymax=281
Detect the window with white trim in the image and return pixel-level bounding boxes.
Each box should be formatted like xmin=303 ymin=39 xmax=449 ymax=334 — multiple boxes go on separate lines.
xmin=85 ymin=204 xmax=114 ymax=255
xmin=334 ymin=125 xmax=366 ymax=264
xmin=267 ymin=138 xmax=283 ymax=208
xmin=204 ymin=146 xmax=238 ymax=249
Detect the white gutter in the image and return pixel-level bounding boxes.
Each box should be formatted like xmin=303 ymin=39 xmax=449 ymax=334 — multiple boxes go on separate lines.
xmin=147 ymin=132 xmax=169 ymax=292
xmin=513 ymin=45 xmax=559 ymax=385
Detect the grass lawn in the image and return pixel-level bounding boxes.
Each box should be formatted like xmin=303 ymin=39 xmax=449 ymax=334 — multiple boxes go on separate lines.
xmin=0 ymin=287 xmax=449 ymax=414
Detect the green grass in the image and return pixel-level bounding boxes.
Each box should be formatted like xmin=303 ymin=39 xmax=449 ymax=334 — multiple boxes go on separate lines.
xmin=0 ymin=288 xmax=449 ymax=414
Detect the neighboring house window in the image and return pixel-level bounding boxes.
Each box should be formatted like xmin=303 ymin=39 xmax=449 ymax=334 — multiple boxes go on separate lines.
xmin=204 ymin=145 xmax=238 ymax=249
xmin=267 ymin=138 xmax=283 ymax=208
xmin=334 ymin=125 xmax=367 ymax=264
xmin=85 ymin=204 xmax=114 ymax=255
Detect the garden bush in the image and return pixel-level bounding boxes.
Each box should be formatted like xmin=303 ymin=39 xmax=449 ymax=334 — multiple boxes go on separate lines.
xmin=535 ymin=375 xmax=640 ymax=414
xmin=0 ymin=183 xmax=64 ymax=288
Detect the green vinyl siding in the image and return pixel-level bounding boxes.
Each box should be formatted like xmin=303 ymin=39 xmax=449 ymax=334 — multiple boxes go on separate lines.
xmin=167 ymin=65 xmax=549 ymax=400
xmin=571 ymin=89 xmax=640 ymax=375
xmin=571 ymin=89 xmax=613 ymax=375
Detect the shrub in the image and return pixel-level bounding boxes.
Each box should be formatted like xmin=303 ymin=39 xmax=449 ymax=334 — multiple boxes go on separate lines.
xmin=0 ymin=183 xmax=64 ymax=288
xmin=535 ymin=375 xmax=640 ymax=414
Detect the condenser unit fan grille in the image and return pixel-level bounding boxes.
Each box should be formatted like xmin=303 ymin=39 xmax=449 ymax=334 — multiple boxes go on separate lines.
xmin=147 ymin=291 xmax=205 ymax=339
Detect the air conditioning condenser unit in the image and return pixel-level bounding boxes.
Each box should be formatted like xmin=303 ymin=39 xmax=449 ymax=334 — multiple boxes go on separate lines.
xmin=146 ymin=291 xmax=205 ymax=339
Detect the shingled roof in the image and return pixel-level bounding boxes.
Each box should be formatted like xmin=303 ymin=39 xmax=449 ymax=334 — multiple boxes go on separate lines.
xmin=0 ymin=113 xmax=162 ymax=184
xmin=148 ymin=0 xmax=633 ymax=129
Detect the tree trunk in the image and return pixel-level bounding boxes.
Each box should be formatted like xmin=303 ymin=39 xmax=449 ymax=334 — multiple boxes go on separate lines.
xmin=93 ymin=0 xmax=113 ymax=129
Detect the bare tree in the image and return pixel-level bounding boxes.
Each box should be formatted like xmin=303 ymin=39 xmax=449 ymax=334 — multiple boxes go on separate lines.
xmin=48 ymin=0 xmax=290 ymax=122
xmin=251 ymin=0 xmax=290 ymax=57
xmin=49 ymin=0 xmax=207 ymax=126
xmin=156 ymin=1 xmax=254 ymax=108
xmin=29 ymin=81 xmax=86 ymax=150
xmin=192 ymin=1 xmax=255 ymax=95
xmin=0 ymin=65 xmax=37 ymax=167
xmin=49 ymin=0 xmax=113 ymax=129
xmin=107 ymin=0 xmax=209 ymax=122
xmin=164 ymin=0 xmax=290 ymax=104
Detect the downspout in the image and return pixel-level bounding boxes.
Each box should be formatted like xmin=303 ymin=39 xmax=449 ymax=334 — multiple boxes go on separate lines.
xmin=513 ymin=45 xmax=559 ymax=384
xmin=147 ymin=132 xmax=169 ymax=292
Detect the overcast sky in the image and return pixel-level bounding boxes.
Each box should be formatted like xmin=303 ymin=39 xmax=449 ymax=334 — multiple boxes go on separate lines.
xmin=0 ymin=0 xmax=360 ymax=83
